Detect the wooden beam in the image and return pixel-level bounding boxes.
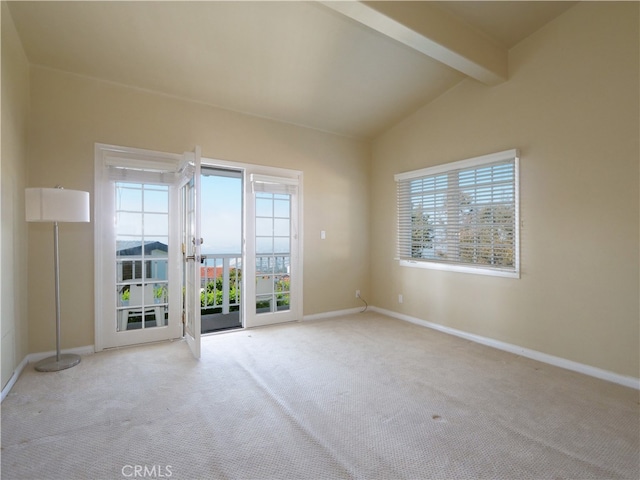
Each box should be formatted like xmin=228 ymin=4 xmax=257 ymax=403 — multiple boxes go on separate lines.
xmin=321 ymin=1 xmax=508 ymax=85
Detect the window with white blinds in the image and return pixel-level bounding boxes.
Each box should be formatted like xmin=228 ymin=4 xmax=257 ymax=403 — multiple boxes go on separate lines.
xmin=395 ymin=149 xmax=520 ymax=278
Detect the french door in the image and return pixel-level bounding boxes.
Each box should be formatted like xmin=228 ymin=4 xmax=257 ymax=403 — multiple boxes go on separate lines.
xmin=191 ymin=161 xmax=302 ymax=331
xmin=96 ymin=144 xmax=301 ymax=356
xmin=180 ymin=147 xmax=201 ymax=358
xmin=243 ymin=172 xmax=301 ymax=328
xmin=94 ymin=144 xmax=186 ymax=351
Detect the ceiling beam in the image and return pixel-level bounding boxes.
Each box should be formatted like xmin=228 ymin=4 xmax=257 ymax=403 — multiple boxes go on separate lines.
xmin=320 ymin=1 xmax=508 ymax=86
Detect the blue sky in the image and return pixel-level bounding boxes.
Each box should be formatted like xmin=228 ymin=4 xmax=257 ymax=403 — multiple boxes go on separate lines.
xmin=200 ymin=175 xmax=242 ymax=254
xmin=115 ymin=178 xmax=243 ymax=255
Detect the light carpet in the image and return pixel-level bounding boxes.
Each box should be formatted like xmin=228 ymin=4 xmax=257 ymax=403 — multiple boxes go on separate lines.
xmin=2 ymin=312 xmax=639 ymax=479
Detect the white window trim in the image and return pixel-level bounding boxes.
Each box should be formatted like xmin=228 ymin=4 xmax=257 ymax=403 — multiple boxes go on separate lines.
xmin=395 ymin=149 xmax=520 ymax=279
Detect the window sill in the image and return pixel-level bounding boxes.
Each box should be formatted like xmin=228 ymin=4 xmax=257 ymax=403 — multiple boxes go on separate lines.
xmin=398 ymin=258 xmax=520 ymax=279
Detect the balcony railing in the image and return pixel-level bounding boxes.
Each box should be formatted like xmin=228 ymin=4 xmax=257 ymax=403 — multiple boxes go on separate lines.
xmin=200 ymin=253 xmax=242 ymax=315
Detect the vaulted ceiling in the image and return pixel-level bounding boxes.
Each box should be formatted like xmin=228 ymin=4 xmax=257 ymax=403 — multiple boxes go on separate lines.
xmin=7 ymin=1 xmax=576 ymax=139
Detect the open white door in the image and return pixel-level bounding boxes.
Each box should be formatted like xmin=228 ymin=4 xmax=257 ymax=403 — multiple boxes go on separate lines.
xmin=181 ymin=147 xmax=202 ymax=359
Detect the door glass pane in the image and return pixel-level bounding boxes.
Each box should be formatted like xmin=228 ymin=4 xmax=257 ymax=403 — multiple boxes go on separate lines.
xmin=256 ymin=197 xmax=273 ymax=216
xmin=116 ymin=185 xmax=142 ymax=211
xmin=274 ymin=218 xmax=289 ymax=236
xmin=144 ymin=213 xmax=169 ymax=236
xmin=116 ymin=213 xmax=142 ymax=236
xmin=144 ymin=188 xmax=169 ymax=213
xmin=275 ymin=256 xmax=289 ymax=273
xmin=274 ymin=237 xmax=290 ymax=254
xmin=256 ymin=256 xmax=273 ymax=275
xmin=256 ymin=237 xmax=273 ymax=254
xmin=274 ymin=198 xmax=290 ymax=217
xmin=255 ymin=192 xmax=291 ymax=314
xmin=256 ymin=294 xmax=272 ymax=313
xmin=115 ymin=182 xmax=169 ymax=332
xmin=275 ymin=274 xmax=290 ymax=312
xmin=256 ymin=218 xmax=273 ymax=236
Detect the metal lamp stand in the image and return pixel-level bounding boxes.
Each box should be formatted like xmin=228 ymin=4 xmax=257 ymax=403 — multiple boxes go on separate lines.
xmin=34 ymin=221 xmax=81 ymax=372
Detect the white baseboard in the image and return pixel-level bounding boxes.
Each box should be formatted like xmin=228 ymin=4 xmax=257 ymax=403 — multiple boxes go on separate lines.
xmin=302 ymin=307 xmax=364 ymax=322
xmin=372 ymin=306 xmax=640 ymax=390
xmin=27 ymin=345 xmax=95 ymax=364
xmin=1 ymin=355 xmax=29 ymax=403
xmin=1 ymin=345 xmax=95 ymax=403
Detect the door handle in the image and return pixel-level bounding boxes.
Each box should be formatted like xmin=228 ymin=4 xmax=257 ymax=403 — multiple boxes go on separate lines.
xmin=186 ymin=254 xmax=206 ymax=263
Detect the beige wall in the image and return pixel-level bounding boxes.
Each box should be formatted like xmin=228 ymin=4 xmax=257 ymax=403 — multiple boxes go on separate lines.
xmin=26 ymin=66 xmax=370 ymax=352
xmin=6 ymin=1 xmax=638 ymax=383
xmin=370 ymin=2 xmax=639 ymax=377
xmin=1 ymin=2 xmax=30 ymax=388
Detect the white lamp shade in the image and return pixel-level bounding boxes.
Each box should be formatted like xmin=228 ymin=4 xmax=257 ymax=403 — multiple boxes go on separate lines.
xmin=26 ymin=188 xmax=90 ymax=223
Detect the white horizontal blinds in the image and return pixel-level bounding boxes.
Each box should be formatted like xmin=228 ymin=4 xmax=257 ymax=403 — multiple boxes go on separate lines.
xmin=202 ymin=166 xmax=242 ymax=179
xmin=251 ymin=174 xmax=298 ymax=195
xmin=457 ymin=161 xmax=516 ymax=268
xmin=174 ymin=156 xmax=196 ymax=189
xmin=397 ymin=172 xmax=449 ymax=260
xmin=105 ymin=153 xmax=185 ymax=186
xmin=396 ymin=150 xmax=518 ymax=272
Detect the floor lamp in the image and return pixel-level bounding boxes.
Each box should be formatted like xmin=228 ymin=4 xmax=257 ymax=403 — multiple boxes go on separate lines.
xmin=26 ymin=186 xmax=90 ymax=372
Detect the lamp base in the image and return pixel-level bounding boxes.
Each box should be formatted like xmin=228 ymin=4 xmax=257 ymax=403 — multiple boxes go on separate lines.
xmin=34 ymin=353 xmax=81 ymax=372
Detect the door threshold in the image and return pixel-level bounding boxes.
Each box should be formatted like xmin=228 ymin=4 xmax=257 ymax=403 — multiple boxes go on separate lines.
xmin=202 ymin=326 xmax=244 ymax=336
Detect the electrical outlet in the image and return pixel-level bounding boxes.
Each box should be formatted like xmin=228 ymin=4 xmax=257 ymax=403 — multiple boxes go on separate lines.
xmin=356 ymin=290 xmax=360 ymax=298
xmin=398 ymin=294 xmax=403 ymax=304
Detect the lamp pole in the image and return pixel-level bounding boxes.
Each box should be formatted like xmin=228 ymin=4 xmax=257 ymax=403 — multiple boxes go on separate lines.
xmin=34 ymin=220 xmax=82 ymax=371
xmin=53 ymin=221 xmax=61 ymax=362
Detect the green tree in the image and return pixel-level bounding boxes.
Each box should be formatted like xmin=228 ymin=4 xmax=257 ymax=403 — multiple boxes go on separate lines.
xmin=276 ymin=277 xmax=290 ymax=307
xmin=201 ymin=267 xmax=242 ymax=308
xmin=411 ymin=206 xmax=433 ymax=258
xmin=459 ymin=199 xmax=514 ymax=267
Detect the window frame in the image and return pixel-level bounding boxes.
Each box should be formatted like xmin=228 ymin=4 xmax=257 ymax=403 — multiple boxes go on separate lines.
xmin=395 ymin=149 xmax=520 ymax=279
